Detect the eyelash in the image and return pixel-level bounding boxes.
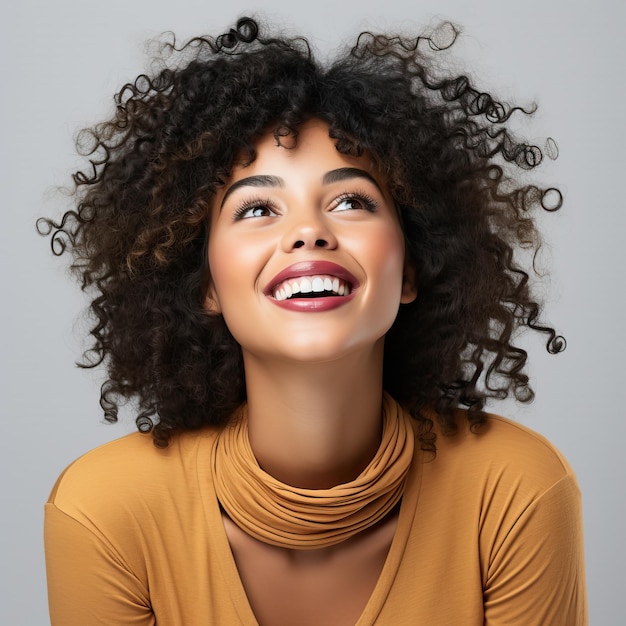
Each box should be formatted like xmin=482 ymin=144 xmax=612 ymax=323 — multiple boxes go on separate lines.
xmin=333 ymin=191 xmax=378 ymax=213
xmin=232 ymin=190 xmax=379 ymax=221
xmin=232 ymin=198 xmax=278 ymax=221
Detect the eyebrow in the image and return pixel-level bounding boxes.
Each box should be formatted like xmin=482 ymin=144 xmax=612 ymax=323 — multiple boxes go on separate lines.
xmin=322 ymin=167 xmax=382 ymax=193
xmin=220 ymin=167 xmax=383 ymax=209
xmin=220 ymin=175 xmax=283 ymax=208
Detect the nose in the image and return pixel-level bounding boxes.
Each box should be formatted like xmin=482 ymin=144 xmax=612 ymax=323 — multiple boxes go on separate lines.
xmin=280 ymin=211 xmax=338 ymax=252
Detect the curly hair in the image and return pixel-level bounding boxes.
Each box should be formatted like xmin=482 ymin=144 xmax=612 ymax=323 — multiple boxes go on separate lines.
xmin=38 ymin=16 xmax=564 ymax=449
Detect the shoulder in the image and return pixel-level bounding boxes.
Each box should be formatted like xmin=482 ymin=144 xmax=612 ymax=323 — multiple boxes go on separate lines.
xmin=45 ymin=428 xmax=225 ymax=618
xmin=414 ymin=411 xmax=584 ymax=579
xmin=417 ymin=411 xmax=581 ymax=524
xmin=431 ymin=411 xmax=575 ymax=485
xmin=47 ymin=427 xmax=220 ymax=521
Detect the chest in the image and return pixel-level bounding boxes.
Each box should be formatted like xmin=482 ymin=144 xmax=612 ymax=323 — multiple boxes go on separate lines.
xmin=221 ymin=511 xmax=398 ymax=626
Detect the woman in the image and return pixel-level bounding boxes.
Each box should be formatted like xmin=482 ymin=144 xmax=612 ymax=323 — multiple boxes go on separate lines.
xmin=41 ymin=17 xmax=587 ymax=625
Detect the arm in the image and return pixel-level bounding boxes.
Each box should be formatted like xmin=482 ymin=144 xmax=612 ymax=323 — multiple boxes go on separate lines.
xmin=45 ymin=503 xmax=155 ymax=626
xmin=483 ymin=473 xmax=587 ymax=625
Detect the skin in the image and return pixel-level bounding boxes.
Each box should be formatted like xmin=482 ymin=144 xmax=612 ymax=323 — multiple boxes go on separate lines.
xmin=206 ymin=119 xmax=417 ymax=624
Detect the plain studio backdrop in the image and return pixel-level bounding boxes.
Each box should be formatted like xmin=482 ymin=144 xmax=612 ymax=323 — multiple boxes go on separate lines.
xmin=2 ymin=1 xmax=624 ymax=623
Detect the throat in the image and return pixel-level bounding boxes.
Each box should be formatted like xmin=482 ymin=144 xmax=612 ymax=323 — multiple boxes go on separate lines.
xmin=255 ymin=435 xmax=381 ymax=490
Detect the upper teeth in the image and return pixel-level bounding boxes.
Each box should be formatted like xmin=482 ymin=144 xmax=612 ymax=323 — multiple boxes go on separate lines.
xmin=273 ymin=275 xmax=351 ymax=301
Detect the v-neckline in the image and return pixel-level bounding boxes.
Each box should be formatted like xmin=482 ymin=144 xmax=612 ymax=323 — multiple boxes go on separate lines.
xmin=198 ymin=426 xmax=423 ymax=626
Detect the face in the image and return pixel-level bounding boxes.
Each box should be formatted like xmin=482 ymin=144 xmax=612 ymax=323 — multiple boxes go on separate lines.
xmin=207 ymin=119 xmax=416 ymax=364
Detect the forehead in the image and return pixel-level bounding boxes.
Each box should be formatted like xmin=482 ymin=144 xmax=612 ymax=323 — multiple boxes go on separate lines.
xmin=228 ymin=119 xmax=379 ymax=182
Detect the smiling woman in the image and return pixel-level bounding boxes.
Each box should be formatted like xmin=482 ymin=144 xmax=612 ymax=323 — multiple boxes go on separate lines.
xmin=206 ymin=120 xmax=414 ymax=364
xmin=40 ymin=16 xmax=587 ymax=626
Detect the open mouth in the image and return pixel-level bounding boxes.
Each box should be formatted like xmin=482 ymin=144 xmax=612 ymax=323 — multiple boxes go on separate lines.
xmin=265 ymin=261 xmax=359 ymax=309
xmin=272 ymin=275 xmax=352 ymax=301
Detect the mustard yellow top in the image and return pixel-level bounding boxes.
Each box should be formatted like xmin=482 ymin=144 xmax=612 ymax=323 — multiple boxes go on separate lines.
xmin=45 ymin=413 xmax=587 ymax=625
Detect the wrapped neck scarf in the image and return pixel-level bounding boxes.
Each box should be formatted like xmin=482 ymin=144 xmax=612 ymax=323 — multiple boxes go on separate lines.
xmin=212 ymin=393 xmax=415 ymax=550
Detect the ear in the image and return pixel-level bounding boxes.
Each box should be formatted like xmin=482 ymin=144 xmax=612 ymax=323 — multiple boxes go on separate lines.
xmin=400 ymin=258 xmax=417 ymax=304
xmin=204 ymin=283 xmax=222 ymax=315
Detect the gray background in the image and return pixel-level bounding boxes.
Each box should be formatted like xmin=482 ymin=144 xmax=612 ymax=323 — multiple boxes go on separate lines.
xmin=2 ymin=0 xmax=624 ymax=623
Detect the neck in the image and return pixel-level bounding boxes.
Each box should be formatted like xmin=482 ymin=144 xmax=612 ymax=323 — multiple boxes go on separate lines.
xmin=242 ymin=341 xmax=386 ymax=489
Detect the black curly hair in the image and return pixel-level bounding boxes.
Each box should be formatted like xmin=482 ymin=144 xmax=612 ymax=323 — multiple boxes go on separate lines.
xmin=38 ymin=16 xmax=564 ymax=448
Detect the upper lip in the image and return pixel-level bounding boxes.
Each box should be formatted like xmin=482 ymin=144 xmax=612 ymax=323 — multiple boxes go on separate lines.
xmin=264 ymin=261 xmax=359 ymax=296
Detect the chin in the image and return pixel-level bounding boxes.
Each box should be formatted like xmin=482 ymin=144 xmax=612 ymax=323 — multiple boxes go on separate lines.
xmin=246 ymin=334 xmax=387 ymax=366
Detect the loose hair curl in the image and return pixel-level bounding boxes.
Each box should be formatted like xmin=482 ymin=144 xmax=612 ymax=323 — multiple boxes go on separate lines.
xmin=39 ymin=17 xmax=565 ymax=449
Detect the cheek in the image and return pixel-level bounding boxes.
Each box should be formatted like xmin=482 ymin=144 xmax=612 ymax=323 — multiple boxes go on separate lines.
xmin=209 ymin=237 xmax=242 ymax=287
xmin=206 ymin=227 xmax=238 ymax=310
xmin=349 ymin=223 xmax=407 ymax=326
xmin=363 ymin=224 xmax=406 ymax=285
xmin=206 ymin=229 xmax=269 ymax=315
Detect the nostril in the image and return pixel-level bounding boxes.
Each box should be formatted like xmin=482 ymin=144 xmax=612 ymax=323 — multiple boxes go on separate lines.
xmin=291 ymin=238 xmax=329 ymax=250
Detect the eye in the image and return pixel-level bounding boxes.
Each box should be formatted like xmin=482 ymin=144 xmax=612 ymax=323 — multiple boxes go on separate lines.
xmin=332 ymin=192 xmax=378 ymax=213
xmin=232 ymin=199 xmax=278 ymax=220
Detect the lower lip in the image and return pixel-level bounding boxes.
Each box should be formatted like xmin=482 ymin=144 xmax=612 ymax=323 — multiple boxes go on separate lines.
xmin=269 ymin=293 xmax=356 ymax=312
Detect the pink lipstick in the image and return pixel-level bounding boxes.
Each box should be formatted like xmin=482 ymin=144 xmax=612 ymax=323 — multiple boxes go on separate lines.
xmin=265 ymin=261 xmax=359 ymax=312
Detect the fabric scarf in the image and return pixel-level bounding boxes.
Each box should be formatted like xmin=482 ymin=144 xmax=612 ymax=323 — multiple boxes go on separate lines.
xmin=212 ymin=393 xmax=415 ymax=550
